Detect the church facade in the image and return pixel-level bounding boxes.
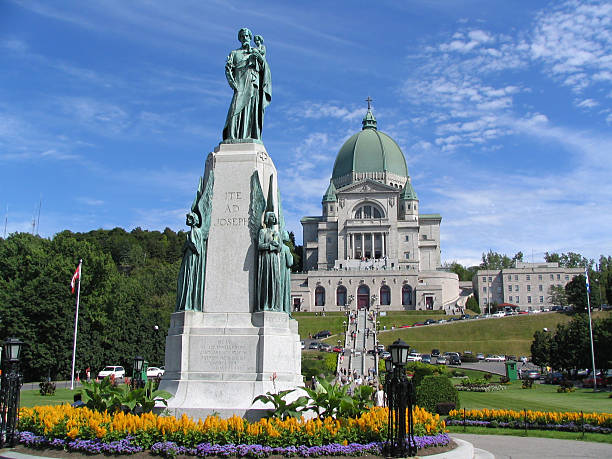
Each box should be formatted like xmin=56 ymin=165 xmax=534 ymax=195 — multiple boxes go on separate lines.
xmin=290 ymin=108 xmax=462 ymax=313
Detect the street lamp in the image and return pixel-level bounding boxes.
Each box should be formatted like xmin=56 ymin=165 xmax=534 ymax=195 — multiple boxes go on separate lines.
xmin=384 ymin=339 xmax=416 ymax=457
xmin=0 ymin=337 xmax=24 ymax=447
xmin=132 ymin=355 xmax=145 ymax=389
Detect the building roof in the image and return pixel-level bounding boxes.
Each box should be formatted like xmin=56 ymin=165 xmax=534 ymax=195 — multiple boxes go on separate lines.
xmin=322 ymin=181 xmax=337 ymax=202
xmin=331 ymin=109 xmax=409 ymax=180
xmin=400 ymin=180 xmax=418 ymax=200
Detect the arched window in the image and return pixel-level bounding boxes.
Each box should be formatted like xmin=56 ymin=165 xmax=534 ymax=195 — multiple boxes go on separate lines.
xmin=315 ymin=286 xmax=325 ymax=306
xmin=380 ymin=285 xmax=391 ymax=305
xmin=336 ymin=286 xmax=347 ymax=306
xmin=402 ymin=285 xmax=412 ymax=306
xmin=354 ymin=203 xmax=384 ymax=219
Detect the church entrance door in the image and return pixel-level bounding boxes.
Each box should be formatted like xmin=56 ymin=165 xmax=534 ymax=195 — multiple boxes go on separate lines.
xmin=357 ymin=285 xmax=370 ymax=310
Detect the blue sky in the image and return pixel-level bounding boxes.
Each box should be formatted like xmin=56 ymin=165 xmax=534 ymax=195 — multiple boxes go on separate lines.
xmin=1 ymin=0 xmax=611 ymax=266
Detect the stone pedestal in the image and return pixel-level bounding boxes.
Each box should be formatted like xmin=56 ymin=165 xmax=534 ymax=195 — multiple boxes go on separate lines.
xmin=159 ymin=142 xmax=303 ymax=421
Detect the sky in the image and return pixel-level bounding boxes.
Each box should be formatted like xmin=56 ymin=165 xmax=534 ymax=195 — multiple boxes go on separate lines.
xmin=1 ymin=0 xmax=611 ymax=267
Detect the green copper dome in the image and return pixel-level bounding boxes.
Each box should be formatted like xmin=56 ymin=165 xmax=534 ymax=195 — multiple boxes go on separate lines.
xmin=331 ymin=109 xmax=409 ymax=181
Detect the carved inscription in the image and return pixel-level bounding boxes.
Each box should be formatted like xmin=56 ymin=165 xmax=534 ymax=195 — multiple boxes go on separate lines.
xmin=217 ymin=191 xmax=247 ymax=226
xmin=199 ymin=338 xmax=253 ymax=372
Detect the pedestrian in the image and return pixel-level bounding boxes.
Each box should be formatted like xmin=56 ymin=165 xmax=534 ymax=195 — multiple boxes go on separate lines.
xmin=86 ymin=367 xmax=91 ymax=382
xmin=374 ymin=384 xmax=386 ymax=407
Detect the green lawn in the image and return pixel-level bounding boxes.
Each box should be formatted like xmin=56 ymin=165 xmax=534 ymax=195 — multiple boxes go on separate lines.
xmin=377 ymin=311 xmax=611 ymax=356
xmin=292 ymin=312 xmax=346 ymax=339
xmin=20 ymin=388 xmax=76 ymax=408
xmin=457 ymin=380 xmax=612 ymax=413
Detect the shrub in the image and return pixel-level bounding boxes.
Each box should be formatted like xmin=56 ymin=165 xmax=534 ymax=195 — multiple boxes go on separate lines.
xmin=416 ymin=375 xmax=459 ymax=413
xmin=409 ymin=362 xmax=448 ymax=387
xmin=39 ymin=380 xmax=56 ymax=396
xmin=451 ymin=370 xmax=465 ymax=377
xmin=522 ymin=379 xmax=534 ymax=389
xmin=460 ymin=354 xmax=478 ymax=363
xmin=435 ymin=402 xmax=456 ymax=415
xmin=499 ymin=376 xmax=510 ymax=384
xmin=557 ymin=380 xmax=575 ymax=393
xmin=483 ymin=373 xmax=492 ymax=381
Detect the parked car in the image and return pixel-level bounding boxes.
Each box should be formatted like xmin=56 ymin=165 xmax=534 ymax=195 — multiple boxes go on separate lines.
xmin=97 ymin=366 xmax=125 ymax=379
xmin=301 ymin=340 xmax=305 ymax=349
xmin=399 ymin=324 xmax=412 ymax=328
xmin=381 ymin=351 xmax=391 ymax=359
xmin=318 ymin=343 xmax=332 ymax=352
xmin=431 ymin=349 xmax=440 ymax=357
xmin=407 ymin=353 xmax=422 ymax=362
xmin=413 ymin=322 xmax=425 ymax=327
xmin=436 ymin=356 xmax=448 ymax=365
xmin=313 ymin=330 xmax=331 ymax=339
xmin=476 ymin=353 xmax=485 ymax=360
xmin=519 ymin=356 xmax=528 ymax=363
xmin=485 ymin=355 xmax=505 ymax=362
xmin=424 ymin=319 xmax=437 ymax=325
xmin=146 ymin=366 xmax=165 ymax=378
xmin=524 ymin=370 xmax=541 ymax=380
xmin=333 ymin=346 xmax=344 ymax=353
xmin=582 ymin=370 xmax=612 ymax=387
xmin=448 ymin=354 xmax=461 ymax=365
xmin=376 ymin=344 xmax=385 ymax=352
xmin=544 ymin=372 xmax=564 ymax=384
xmin=308 ymin=341 xmax=320 ymax=350
xmin=366 ymin=349 xmax=377 ymax=356
xmin=506 ymin=355 xmax=517 ymax=361
xmin=437 ymin=319 xmax=447 ymax=324
xmin=421 ymin=354 xmax=432 ymax=364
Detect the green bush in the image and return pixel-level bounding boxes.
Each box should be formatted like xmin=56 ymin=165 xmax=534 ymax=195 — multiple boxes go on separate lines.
xmin=416 ymin=375 xmax=459 ymax=413
xmin=408 ymin=362 xmax=448 ymax=387
xmin=39 ymin=380 xmax=56 ymax=396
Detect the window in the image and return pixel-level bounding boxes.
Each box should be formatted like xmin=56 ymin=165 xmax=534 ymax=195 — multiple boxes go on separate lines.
xmin=515 ymin=275 xmax=518 ymax=281
xmin=315 ymin=286 xmax=325 ymax=306
xmin=336 ymin=286 xmax=347 ymax=306
xmin=565 ymin=275 xmax=569 ymax=280
xmin=538 ymin=285 xmax=542 ymax=291
xmin=497 ymin=286 xmax=502 ymax=293
xmin=380 ymin=285 xmax=391 ymax=305
xmin=402 ymin=285 xmax=412 ymax=306
xmin=539 ymin=296 xmax=544 ymax=303
xmin=509 ymin=296 xmax=513 ymax=301
xmin=527 ymin=285 xmax=531 ymax=292
xmin=550 ymin=274 xmax=554 ymax=280
xmin=405 ymin=252 xmax=410 ymax=259
xmin=488 ymin=276 xmax=492 ymax=282
xmin=526 ymin=275 xmax=531 ymax=281
xmin=508 ymin=275 xmax=512 ymax=280
xmin=538 ymin=274 xmax=542 ymax=280
xmin=482 ymin=277 xmax=486 ymax=282
xmin=483 ymin=287 xmax=487 ymax=292
xmin=516 ymin=296 xmax=520 ymax=303
xmin=508 ymin=285 xmax=512 ymax=292
xmin=405 ymin=235 xmax=410 ymax=241
xmin=422 ymin=234 xmax=428 ymax=240
xmin=528 ymin=296 xmax=532 ymax=303
xmin=515 ymin=285 xmax=519 ymax=291
xmin=354 ymin=204 xmax=383 ymax=219
xmin=557 ymin=274 xmax=561 ymax=280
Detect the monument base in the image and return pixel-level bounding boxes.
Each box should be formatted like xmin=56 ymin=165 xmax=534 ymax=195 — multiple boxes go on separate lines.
xmin=159 ymin=310 xmax=303 ymax=421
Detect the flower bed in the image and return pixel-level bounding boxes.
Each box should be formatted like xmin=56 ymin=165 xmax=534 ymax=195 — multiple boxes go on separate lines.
xmin=447 ymin=408 xmax=612 ymax=434
xmin=19 ymin=432 xmax=452 ymax=457
xmin=18 ymin=405 xmax=449 ymax=456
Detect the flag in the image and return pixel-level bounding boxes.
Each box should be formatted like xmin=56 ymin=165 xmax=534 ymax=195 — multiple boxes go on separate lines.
xmin=71 ymin=264 xmax=81 ymax=294
xmin=585 ymin=267 xmax=590 ymax=293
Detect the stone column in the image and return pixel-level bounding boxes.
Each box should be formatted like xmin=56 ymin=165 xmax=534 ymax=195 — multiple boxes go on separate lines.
xmin=371 ymin=233 xmax=375 ymax=258
xmin=361 ymin=233 xmax=364 ymax=259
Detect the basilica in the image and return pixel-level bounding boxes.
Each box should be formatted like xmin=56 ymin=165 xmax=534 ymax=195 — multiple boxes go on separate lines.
xmin=290 ymin=107 xmax=463 ymax=312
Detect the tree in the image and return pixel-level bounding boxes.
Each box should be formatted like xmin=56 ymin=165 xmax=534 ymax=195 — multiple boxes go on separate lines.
xmin=531 ymin=330 xmax=552 ymax=368
xmin=565 ymin=275 xmax=590 ymax=313
xmin=545 ymin=251 xmax=591 ymax=269
xmin=466 ymin=296 xmax=480 ymax=313
xmin=479 ymin=250 xmax=522 ymax=270
xmin=548 ymin=285 xmax=568 ymax=306
xmin=443 ymin=261 xmax=477 ymax=281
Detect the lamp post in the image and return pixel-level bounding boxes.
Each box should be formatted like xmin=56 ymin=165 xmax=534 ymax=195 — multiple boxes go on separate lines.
xmin=0 ymin=337 xmax=23 ymax=447
xmin=132 ymin=355 xmax=145 ymax=389
xmin=384 ymin=338 xmax=416 ymax=457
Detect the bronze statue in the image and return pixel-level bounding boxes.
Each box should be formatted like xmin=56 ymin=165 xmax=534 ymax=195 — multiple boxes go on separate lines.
xmin=280 ymin=230 xmax=293 ymax=315
xmin=176 ymin=172 xmax=215 ymax=311
xmin=223 ymin=28 xmax=272 ymax=142
xmin=257 ymin=211 xmax=281 ymax=310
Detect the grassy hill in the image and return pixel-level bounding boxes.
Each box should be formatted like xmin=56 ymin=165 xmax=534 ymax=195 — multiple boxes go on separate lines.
xmin=377 ymin=311 xmax=611 ymax=357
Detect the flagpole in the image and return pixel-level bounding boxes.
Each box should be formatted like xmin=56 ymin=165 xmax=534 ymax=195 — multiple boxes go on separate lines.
xmin=585 ymin=266 xmax=597 ymax=391
xmin=70 ymin=260 xmax=82 ymax=391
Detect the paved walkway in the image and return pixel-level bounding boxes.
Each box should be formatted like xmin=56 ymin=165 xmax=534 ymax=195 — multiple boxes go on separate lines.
xmin=452 ymin=433 xmax=612 ymax=458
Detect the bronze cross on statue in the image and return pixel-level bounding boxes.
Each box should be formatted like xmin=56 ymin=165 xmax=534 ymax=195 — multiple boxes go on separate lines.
xmin=365 ymin=96 xmax=373 ymax=110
